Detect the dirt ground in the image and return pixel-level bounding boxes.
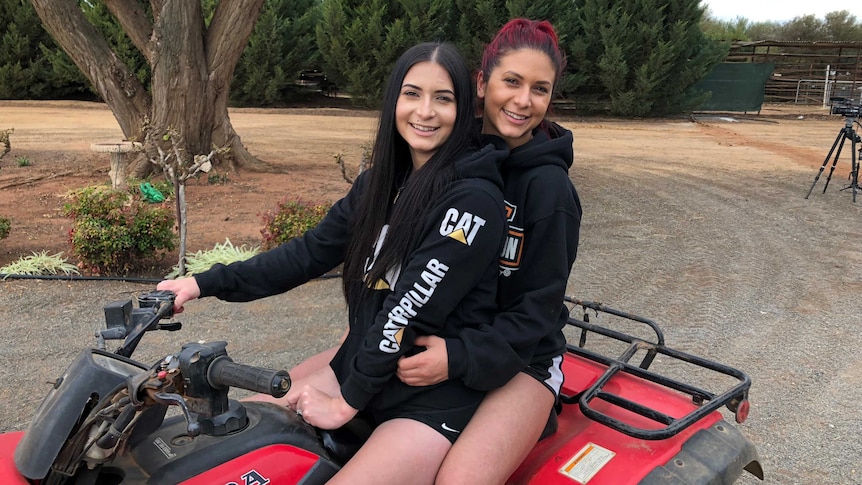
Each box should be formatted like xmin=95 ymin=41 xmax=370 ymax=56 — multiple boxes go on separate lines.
xmin=0 ymin=100 xmax=376 ymax=272
xmin=1 ymin=101 xmax=861 ymax=484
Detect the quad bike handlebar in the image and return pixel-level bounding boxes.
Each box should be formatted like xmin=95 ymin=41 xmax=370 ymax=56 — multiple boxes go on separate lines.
xmin=104 ymin=291 xmax=291 ymax=436
xmin=208 ymin=357 xmax=291 ymax=397
xmin=13 ymin=290 xmax=296 ymax=480
xmin=101 ymin=290 xmax=291 ymax=400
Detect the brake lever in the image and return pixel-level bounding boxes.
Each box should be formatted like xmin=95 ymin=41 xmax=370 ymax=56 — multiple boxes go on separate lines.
xmin=152 ymin=391 xmax=202 ymax=437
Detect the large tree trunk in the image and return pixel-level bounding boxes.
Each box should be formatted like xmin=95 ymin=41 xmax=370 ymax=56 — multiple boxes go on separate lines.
xmin=30 ymin=0 xmax=267 ymax=177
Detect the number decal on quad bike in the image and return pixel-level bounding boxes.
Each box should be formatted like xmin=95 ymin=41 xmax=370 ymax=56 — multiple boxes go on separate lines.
xmin=224 ymin=469 xmax=271 ymax=485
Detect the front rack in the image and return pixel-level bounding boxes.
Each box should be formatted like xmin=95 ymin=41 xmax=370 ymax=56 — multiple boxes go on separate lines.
xmin=560 ymin=297 xmax=751 ymax=440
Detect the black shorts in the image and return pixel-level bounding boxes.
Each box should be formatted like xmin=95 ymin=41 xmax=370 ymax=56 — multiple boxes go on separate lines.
xmin=374 ymin=355 xmax=565 ymax=443
xmin=372 ymin=399 xmax=481 ymax=443
xmin=522 ymin=354 xmax=565 ymax=441
xmin=522 ymin=354 xmax=564 ymax=397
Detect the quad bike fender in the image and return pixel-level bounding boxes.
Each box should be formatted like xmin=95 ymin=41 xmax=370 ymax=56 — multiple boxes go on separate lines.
xmin=508 ymin=351 xmax=762 ymax=484
xmin=0 ymin=432 xmax=28 ymax=484
xmin=639 ymin=421 xmax=764 ymax=484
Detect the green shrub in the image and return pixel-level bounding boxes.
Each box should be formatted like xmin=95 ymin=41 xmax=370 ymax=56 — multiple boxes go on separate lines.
xmin=165 ymin=238 xmax=260 ymax=279
xmin=260 ymin=198 xmax=329 ymax=250
xmin=0 ymin=217 xmax=10 ymax=240
xmin=63 ymin=186 xmax=177 ymax=274
xmin=16 ymin=156 xmax=30 ymax=167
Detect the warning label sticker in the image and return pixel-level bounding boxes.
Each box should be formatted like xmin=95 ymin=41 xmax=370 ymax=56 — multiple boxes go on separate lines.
xmin=559 ymin=443 xmax=615 ymax=483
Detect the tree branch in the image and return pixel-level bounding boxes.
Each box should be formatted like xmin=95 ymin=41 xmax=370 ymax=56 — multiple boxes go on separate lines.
xmin=207 ymin=0 xmax=265 ymax=78
xmin=103 ymin=1 xmax=155 ymax=64
xmin=149 ymin=1 xmax=207 ymax=150
xmin=30 ymin=0 xmax=151 ymax=139
xmin=201 ymin=0 xmax=265 ymax=172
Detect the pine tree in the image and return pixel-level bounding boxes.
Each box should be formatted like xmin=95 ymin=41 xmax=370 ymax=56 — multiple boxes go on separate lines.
xmin=451 ymin=0 xmax=506 ymax=71
xmin=316 ymin=0 xmax=393 ymax=106
xmin=572 ymin=0 xmax=728 ymax=116
xmin=0 ymin=0 xmax=88 ymax=99
xmin=317 ymin=0 xmax=458 ymax=106
xmin=231 ymin=0 xmax=321 ymax=106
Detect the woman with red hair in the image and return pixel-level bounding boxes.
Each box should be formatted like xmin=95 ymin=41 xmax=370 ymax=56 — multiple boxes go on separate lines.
xmin=396 ymin=18 xmax=582 ymax=484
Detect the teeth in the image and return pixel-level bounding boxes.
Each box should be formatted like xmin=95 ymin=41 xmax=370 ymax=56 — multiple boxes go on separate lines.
xmin=410 ymin=123 xmax=437 ymax=132
xmin=504 ymin=109 xmax=527 ymax=121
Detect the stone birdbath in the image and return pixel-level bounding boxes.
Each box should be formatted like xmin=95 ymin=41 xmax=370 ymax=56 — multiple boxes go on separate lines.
xmin=90 ymin=141 xmax=142 ymax=190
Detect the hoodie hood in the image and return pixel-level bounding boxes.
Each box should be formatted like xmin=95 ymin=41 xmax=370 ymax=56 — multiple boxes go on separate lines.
xmin=505 ymin=121 xmax=573 ymax=172
xmin=453 ymin=140 xmax=508 ymax=191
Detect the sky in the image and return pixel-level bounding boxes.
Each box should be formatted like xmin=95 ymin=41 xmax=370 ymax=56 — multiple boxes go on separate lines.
xmin=701 ymin=0 xmax=854 ymax=23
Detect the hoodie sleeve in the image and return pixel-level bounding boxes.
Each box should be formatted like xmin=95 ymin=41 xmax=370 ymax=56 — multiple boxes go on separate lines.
xmin=447 ymin=169 xmax=582 ymax=390
xmin=193 ymin=173 xmax=366 ymax=302
xmin=339 ymin=183 xmax=506 ymax=410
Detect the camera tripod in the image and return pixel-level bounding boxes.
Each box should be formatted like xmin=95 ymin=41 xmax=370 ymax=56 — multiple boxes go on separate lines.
xmin=805 ymin=116 xmax=861 ymax=202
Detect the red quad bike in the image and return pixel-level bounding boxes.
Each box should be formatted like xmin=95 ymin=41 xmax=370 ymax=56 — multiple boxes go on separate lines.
xmin=0 ymin=291 xmax=764 ymax=484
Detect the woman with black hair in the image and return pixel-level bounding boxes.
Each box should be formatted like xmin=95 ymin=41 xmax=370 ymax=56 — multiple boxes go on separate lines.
xmin=157 ymin=42 xmax=508 ymax=484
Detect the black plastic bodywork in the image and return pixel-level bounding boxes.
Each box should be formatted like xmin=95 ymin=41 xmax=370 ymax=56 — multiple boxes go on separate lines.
xmin=640 ymin=420 xmax=765 ymax=483
xmin=13 ymin=349 xmax=147 ymax=479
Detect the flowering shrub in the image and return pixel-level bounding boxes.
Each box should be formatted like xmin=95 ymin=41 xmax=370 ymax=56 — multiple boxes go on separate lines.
xmin=260 ymin=198 xmax=330 ymax=250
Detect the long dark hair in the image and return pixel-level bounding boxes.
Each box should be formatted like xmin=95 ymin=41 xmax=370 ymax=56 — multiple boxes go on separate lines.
xmin=342 ymin=42 xmax=481 ymax=303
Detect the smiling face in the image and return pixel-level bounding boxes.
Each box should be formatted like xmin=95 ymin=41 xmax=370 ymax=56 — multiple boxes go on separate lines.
xmin=395 ymin=61 xmax=457 ymax=170
xmin=477 ymin=48 xmax=556 ymax=149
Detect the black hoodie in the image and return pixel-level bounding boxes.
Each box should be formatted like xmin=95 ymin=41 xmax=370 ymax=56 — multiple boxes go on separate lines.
xmin=194 ymin=142 xmax=509 ymax=411
xmin=445 ymin=122 xmax=582 ymax=391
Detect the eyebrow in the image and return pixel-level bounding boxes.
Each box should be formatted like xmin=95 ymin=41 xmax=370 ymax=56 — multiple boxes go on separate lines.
xmin=402 ymin=83 xmax=455 ymax=96
xmin=502 ymin=70 xmax=552 ymax=87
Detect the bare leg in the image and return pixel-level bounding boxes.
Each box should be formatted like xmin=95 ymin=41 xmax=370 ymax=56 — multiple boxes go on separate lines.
xmin=293 ymin=327 xmax=347 ymax=380
xmin=289 ymin=344 xmax=341 ymax=380
xmin=435 ymin=373 xmax=555 ymax=485
xmin=328 ymin=418 xmax=452 ymax=485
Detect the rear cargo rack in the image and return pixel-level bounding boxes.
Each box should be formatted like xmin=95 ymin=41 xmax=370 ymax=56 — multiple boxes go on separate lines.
xmin=560 ymin=297 xmax=751 ymax=440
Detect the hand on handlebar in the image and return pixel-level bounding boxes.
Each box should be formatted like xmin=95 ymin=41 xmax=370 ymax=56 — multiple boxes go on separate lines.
xmin=397 ymin=335 xmax=449 ymax=386
xmin=285 ymin=366 xmax=341 ymax=410
xmin=295 ymin=386 xmax=358 ymax=429
xmin=156 ymin=277 xmax=201 ymax=314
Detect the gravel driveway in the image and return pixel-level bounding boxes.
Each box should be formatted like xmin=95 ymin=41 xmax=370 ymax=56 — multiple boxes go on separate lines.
xmin=2 ymin=114 xmax=861 ymax=484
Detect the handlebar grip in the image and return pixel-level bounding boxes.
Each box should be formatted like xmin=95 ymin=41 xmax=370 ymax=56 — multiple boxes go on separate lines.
xmin=207 ymin=357 xmax=291 ymax=398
